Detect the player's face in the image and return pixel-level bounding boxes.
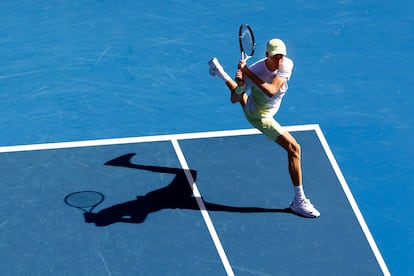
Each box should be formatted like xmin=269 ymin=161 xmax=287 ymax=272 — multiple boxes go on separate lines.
xmin=269 ymin=54 xmax=284 ymax=69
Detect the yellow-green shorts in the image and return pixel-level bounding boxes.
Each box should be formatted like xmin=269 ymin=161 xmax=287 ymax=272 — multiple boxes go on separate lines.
xmin=243 ymin=108 xmax=285 ymax=141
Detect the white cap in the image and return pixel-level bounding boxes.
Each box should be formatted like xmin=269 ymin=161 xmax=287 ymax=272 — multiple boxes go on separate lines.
xmin=266 ymin=38 xmax=287 ymax=56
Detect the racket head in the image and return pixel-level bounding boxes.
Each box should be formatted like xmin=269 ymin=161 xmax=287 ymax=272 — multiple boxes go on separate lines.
xmin=64 ymin=191 xmax=105 ymax=213
xmin=239 ymin=23 xmax=256 ymax=60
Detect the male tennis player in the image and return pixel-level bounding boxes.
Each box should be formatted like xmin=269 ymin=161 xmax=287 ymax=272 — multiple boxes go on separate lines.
xmin=208 ymin=38 xmax=320 ymax=218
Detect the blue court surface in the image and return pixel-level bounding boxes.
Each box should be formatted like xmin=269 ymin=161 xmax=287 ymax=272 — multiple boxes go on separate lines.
xmin=0 ymin=126 xmax=385 ymax=275
xmin=0 ymin=1 xmax=413 ymax=275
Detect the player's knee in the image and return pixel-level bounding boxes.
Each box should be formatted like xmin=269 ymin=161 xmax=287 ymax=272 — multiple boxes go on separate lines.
xmin=276 ymin=133 xmax=301 ymax=158
xmin=230 ymin=91 xmax=240 ymax=103
xmin=230 ymin=91 xmax=247 ymax=106
xmin=288 ymin=141 xmax=301 ymax=158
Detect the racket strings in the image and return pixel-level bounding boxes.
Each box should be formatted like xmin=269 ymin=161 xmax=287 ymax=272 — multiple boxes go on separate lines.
xmin=239 ymin=24 xmax=255 ymax=59
xmin=241 ymin=31 xmax=253 ymax=53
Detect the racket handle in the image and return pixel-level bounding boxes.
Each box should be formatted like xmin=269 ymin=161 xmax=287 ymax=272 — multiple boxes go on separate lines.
xmin=235 ymin=68 xmax=244 ymax=85
xmin=235 ymin=77 xmax=245 ymax=87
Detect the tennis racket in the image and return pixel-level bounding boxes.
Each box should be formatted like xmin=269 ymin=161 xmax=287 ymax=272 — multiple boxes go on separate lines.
xmin=64 ymin=191 xmax=105 ymax=213
xmin=239 ymin=23 xmax=256 ymax=61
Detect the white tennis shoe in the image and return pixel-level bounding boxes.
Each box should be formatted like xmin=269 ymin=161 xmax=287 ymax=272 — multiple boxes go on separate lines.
xmin=290 ymin=198 xmax=320 ymax=218
xmin=208 ymin=57 xmax=224 ymax=77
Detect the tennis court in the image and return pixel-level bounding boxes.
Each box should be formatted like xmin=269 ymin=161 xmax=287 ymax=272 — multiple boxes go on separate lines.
xmin=1 ymin=1 xmax=412 ymax=275
xmin=0 ymin=126 xmax=385 ymax=275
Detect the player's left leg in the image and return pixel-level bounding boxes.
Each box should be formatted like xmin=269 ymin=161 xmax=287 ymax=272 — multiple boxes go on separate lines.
xmin=208 ymin=57 xmax=247 ymax=105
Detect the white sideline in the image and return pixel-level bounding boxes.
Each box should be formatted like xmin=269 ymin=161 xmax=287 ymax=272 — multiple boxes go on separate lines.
xmin=314 ymin=125 xmax=390 ymax=276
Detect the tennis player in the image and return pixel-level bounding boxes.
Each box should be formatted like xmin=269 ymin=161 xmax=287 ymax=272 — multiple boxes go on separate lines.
xmin=208 ymin=38 xmax=320 ymax=218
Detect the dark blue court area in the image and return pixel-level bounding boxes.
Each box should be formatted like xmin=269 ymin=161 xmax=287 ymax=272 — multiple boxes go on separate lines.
xmin=0 ymin=128 xmax=384 ymax=275
xmin=1 ymin=0 xmax=413 ymax=275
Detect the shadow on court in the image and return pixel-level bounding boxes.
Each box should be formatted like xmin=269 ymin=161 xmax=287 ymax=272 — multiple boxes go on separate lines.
xmin=68 ymin=153 xmax=292 ymax=227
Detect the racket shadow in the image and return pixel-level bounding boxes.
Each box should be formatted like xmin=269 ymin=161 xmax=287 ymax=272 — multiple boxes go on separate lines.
xmin=82 ymin=153 xmax=292 ymax=227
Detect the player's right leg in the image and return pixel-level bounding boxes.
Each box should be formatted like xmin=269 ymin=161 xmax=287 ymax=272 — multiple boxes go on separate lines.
xmin=275 ymin=132 xmax=302 ymax=186
xmin=242 ymin=113 xmax=320 ymax=218
xmin=276 ymin=132 xmax=320 ymax=218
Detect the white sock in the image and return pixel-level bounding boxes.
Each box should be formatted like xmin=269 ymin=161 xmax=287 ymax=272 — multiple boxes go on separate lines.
xmin=294 ymin=185 xmax=306 ymax=202
xmin=216 ymin=69 xmax=231 ymax=82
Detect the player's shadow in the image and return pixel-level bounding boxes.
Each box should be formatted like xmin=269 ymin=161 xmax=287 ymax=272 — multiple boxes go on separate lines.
xmin=83 ymin=153 xmax=291 ymax=226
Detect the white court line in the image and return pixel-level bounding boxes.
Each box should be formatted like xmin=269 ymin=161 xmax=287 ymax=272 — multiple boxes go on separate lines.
xmin=314 ymin=125 xmax=390 ymax=276
xmin=0 ymin=124 xmax=317 ymax=153
xmin=0 ymin=123 xmax=390 ymax=275
xmin=171 ymin=139 xmax=234 ymax=276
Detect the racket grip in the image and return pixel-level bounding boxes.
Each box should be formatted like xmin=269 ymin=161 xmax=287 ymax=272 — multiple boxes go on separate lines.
xmin=235 ymin=68 xmax=245 ymax=85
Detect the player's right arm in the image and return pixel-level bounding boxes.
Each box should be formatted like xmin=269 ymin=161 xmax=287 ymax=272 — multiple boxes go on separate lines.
xmin=239 ymin=60 xmax=284 ymax=97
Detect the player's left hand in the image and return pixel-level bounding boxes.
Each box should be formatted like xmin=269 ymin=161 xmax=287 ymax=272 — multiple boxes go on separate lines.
xmin=238 ymin=59 xmax=246 ymax=70
xmin=235 ymin=68 xmax=245 ymax=85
